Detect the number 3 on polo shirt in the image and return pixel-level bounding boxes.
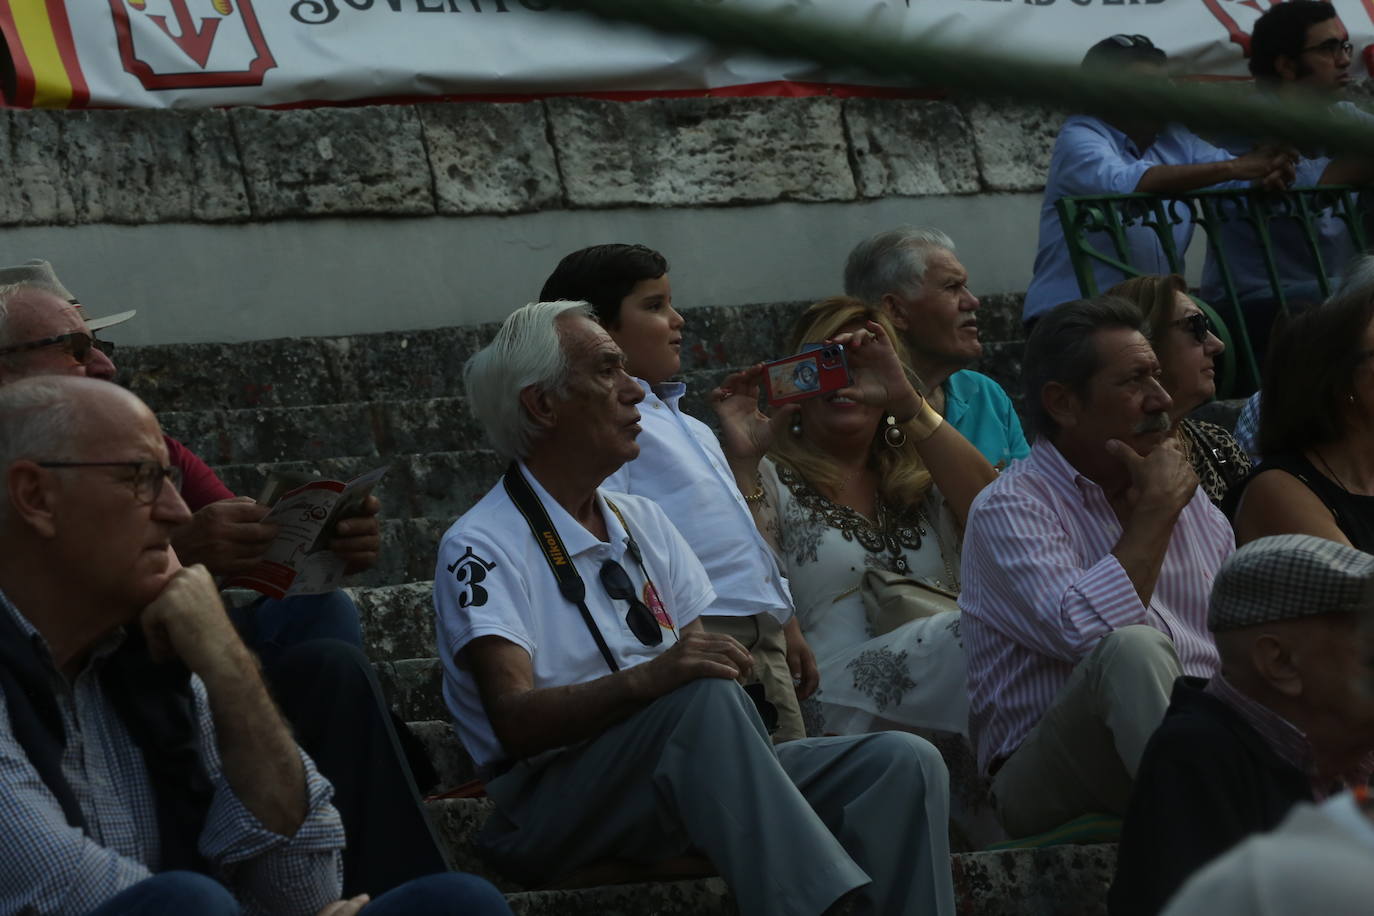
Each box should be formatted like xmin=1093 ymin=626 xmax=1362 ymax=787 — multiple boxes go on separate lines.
xmin=446 ymin=546 xmax=497 ymax=609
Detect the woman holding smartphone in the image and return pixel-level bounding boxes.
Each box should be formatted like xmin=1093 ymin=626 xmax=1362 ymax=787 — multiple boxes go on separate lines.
xmin=723 ymin=296 xmax=1000 ymax=847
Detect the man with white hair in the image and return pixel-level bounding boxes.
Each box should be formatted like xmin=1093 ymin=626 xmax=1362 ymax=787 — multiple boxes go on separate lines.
xmin=435 ymin=300 xmax=957 ymax=915
xmin=844 ymin=226 xmax=1029 ymax=468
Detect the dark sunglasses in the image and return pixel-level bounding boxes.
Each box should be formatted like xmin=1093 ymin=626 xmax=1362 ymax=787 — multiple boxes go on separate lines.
xmin=0 ymin=331 xmax=114 ymax=361
xmin=1108 ymin=34 xmax=1155 ymax=50
xmin=36 ymin=460 xmax=181 ymax=505
xmin=1170 ymin=312 xmax=1215 ymax=344
xmin=599 ymin=559 xmax=663 ymax=647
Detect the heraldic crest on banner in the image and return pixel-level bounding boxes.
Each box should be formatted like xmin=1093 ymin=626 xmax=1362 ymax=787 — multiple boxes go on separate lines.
xmin=109 ymin=0 xmax=277 ymax=90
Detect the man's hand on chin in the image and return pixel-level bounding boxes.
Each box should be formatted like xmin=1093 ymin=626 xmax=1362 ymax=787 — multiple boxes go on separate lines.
xmin=140 ymin=564 xmax=249 ymax=679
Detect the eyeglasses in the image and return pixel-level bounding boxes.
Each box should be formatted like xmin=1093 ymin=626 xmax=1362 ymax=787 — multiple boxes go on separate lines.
xmin=599 ymin=559 xmax=663 ymax=647
xmin=0 ymin=331 xmax=114 ymax=362
xmin=36 ymin=461 xmax=182 ymax=505
xmin=1170 ymin=312 xmax=1215 ymax=344
xmin=1300 ymin=38 xmax=1354 ymax=60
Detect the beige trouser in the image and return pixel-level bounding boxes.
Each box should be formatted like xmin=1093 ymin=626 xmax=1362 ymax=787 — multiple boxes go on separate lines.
xmin=990 ymin=625 xmax=1182 ymax=838
xmin=702 ymin=613 xmax=806 ymax=743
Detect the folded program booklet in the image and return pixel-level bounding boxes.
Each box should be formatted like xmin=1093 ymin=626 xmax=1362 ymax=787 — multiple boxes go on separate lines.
xmin=225 ymin=465 xmax=389 ymax=599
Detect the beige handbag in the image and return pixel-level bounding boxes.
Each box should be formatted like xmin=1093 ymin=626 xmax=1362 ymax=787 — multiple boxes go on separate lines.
xmin=858 ymin=511 xmax=961 ymax=637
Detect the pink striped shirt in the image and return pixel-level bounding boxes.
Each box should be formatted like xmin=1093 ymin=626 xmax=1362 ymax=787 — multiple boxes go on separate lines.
xmin=960 ymin=439 xmax=1229 ymax=774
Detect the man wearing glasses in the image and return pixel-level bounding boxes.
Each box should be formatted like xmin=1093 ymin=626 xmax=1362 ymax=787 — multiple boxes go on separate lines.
xmin=437 ymin=301 xmax=956 ymax=916
xmin=1200 ymin=0 xmax=1374 ymax=369
xmin=0 ymin=266 xmax=458 ymax=899
xmin=1021 ymin=34 xmax=1296 ymax=326
xmin=0 ymin=376 xmax=513 ymax=915
xmin=0 ymin=261 xmax=379 ymax=644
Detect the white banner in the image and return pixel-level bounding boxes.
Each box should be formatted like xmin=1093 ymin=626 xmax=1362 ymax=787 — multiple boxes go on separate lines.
xmin=2 ymin=0 xmax=1373 ymax=109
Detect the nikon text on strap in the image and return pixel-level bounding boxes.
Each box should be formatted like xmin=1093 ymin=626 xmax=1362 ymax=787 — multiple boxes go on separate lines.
xmin=503 ymin=463 xmax=622 ymax=673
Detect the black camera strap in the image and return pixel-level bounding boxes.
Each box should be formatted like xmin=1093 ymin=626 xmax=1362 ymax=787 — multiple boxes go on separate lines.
xmin=503 ymin=462 xmax=647 ymax=674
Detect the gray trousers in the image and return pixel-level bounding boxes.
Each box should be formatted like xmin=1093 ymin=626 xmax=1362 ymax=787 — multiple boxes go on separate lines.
xmin=479 ymin=678 xmax=954 ymax=916
xmin=991 ymin=625 xmax=1183 ymax=838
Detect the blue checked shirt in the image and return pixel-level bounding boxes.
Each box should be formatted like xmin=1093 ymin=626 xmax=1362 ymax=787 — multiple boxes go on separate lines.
xmin=1232 ymin=391 xmax=1262 ymax=464
xmin=0 ymin=590 xmax=345 ymax=915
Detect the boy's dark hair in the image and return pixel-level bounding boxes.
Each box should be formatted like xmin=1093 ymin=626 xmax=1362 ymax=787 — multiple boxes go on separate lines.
xmin=539 ymin=244 xmax=669 ymax=328
xmin=1249 ymin=1 xmax=1338 ymax=84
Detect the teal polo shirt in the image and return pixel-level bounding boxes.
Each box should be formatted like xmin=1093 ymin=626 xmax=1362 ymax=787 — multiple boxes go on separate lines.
xmin=942 ymin=370 xmax=1029 ymax=469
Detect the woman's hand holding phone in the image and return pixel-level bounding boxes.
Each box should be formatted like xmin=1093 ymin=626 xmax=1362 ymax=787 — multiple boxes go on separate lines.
xmin=826 ymin=321 xmax=923 ymax=420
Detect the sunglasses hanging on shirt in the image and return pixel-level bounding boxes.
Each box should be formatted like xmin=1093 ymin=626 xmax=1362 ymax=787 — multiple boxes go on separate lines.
xmin=502 ymin=463 xmax=672 ymax=673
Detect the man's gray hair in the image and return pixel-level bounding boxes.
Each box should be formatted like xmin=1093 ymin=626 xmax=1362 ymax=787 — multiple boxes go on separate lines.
xmin=0 ymin=282 xmax=62 ymax=351
xmin=843 ymin=226 xmax=957 ymax=306
xmin=464 ymin=300 xmax=595 ymax=460
xmin=0 ymin=376 xmax=84 ymax=526
xmin=1022 ymin=296 xmax=1149 ymax=441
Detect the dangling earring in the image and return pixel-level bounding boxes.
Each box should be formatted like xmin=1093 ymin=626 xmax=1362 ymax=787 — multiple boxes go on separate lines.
xmin=883 ymin=415 xmax=906 ymax=448
xmin=791 ymin=414 xmax=803 ymax=437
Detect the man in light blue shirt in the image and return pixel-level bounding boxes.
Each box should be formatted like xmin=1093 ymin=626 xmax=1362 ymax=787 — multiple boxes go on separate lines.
xmin=844 ymin=226 xmax=1029 ymax=469
xmin=1200 ymin=2 xmax=1374 ymax=369
xmin=1023 ymin=34 xmax=1293 ymax=325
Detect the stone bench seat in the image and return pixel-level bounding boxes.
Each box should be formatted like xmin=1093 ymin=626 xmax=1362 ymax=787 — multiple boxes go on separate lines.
xmin=425 ymin=797 xmax=1117 ymax=915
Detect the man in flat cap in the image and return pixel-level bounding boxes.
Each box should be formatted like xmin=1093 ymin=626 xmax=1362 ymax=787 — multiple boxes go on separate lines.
xmin=1109 ymin=534 xmax=1374 ymax=916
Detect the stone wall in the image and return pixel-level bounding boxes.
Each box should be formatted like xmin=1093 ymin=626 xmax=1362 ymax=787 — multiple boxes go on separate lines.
xmin=0 ymin=96 xmax=1059 ymax=345
xmin=0 ymin=97 xmax=1062 ymax=226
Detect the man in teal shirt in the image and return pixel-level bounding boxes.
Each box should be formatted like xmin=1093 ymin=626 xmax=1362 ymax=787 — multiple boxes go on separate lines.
xmin=844 ymin=227 xmax=1030 ymax=468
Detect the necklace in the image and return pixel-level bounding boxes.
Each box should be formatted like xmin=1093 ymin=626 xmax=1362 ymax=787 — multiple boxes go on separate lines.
xmin=1314 ymin=448 xmax=1355 ymax=495
xmin=1174 ymin=424 xmax=1194 ymax=465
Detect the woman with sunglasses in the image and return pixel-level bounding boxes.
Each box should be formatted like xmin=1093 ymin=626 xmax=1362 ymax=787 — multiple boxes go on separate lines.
xmin=1106 ymin=274 xmax=1250 ymax=505
xmin=1231 ymin=263 xmax=1374 ymax=551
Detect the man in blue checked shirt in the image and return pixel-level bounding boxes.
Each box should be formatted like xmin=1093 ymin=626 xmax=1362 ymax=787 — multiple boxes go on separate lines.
xmin=0 ymin=376 xmax=510 ymax=916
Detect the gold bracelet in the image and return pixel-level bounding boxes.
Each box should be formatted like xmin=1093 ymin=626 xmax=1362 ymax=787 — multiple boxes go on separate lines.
xmin=908 ymin=397 xmax=944 ymax=443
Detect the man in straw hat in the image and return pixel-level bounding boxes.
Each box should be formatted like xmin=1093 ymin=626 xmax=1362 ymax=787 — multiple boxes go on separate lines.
xmin=0 ymin=260 xmax=451 ymax=897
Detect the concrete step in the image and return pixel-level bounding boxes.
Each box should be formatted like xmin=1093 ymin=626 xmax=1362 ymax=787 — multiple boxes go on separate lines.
xmin=425 ymin=798 xmax=1115 ymax=916
xmin=409 ymin=718 xmax=476 ymax=791
xmin=506 ymin=881 xmax=735 ymax=916
xmin=375 ymin=656 xmax=445 ymax=722
xmin=211 ymin=449 xmax=504 ymax=522
xmin=355 ymin=581 xmax=440 ymax=662
xmin=162 ymin=368 xmax=746 ymax=466
xmin=341 ymin=517 xmax=447 ymax=589
xmin=120 ymin=296 xmax=1029 ymax=415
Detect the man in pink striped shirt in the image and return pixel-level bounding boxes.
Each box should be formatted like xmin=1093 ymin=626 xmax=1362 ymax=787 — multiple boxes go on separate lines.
xmin=960 ymin=296 xmax=1230 ymax=838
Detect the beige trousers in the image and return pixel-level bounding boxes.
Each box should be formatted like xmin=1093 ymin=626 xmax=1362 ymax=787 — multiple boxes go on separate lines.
xmin=702 ymin=613 xmax=806 ymax=743
xmin=990 ymin=625 xmax=1183 ymax=838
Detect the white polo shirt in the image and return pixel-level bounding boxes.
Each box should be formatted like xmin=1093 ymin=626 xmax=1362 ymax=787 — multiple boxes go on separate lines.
xmin=603 ymin=379 xmax=793 ymax=623
xmin=433 ymin=461 xmax=716 ymax=770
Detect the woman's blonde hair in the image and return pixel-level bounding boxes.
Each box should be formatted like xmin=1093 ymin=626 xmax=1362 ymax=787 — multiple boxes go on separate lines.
xmin=767 ymin=296 xmax=933 ymax=509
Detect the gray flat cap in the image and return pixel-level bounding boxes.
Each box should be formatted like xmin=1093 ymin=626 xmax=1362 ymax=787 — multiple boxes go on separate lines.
xmin=1209 ymin=534 xmax=1374 ymax=632
xmin=0 ymin=259 xmax=136 ymax=332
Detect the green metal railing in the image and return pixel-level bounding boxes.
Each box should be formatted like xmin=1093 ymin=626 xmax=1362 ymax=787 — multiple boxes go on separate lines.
xmin=1058 ymin=187 xmax=1369 ymax=397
